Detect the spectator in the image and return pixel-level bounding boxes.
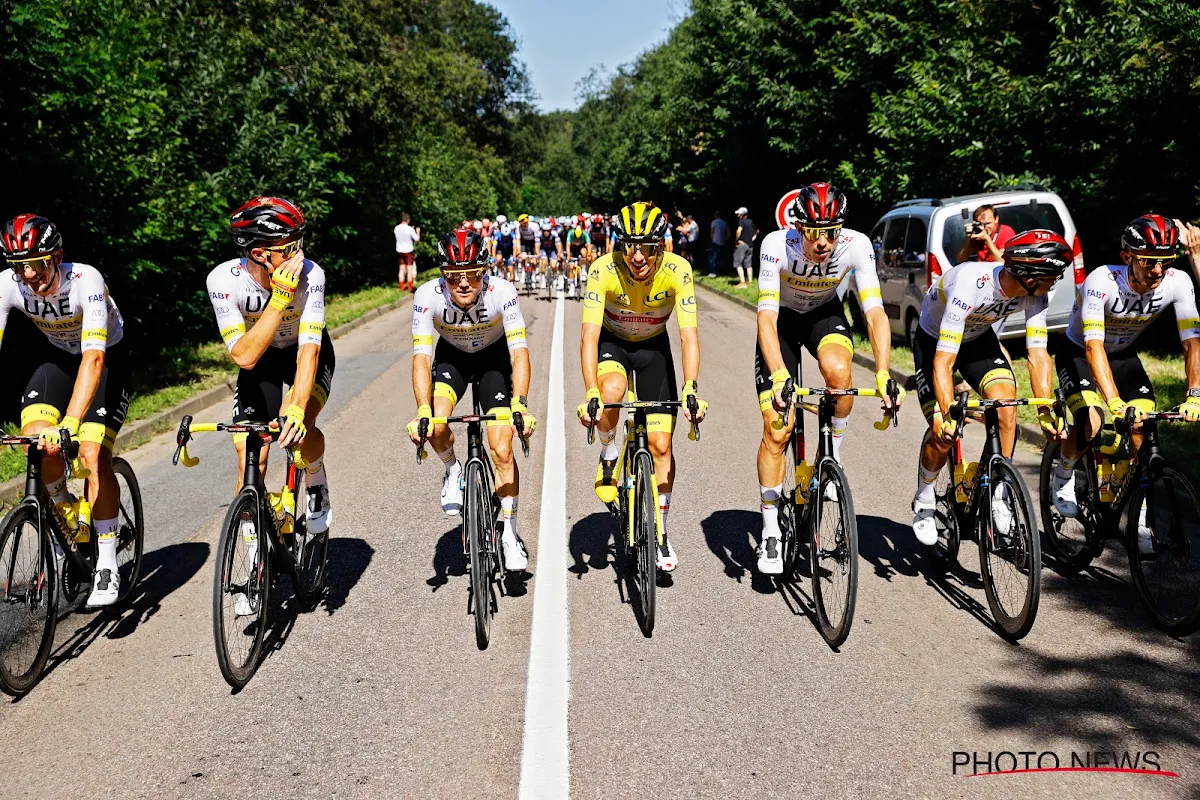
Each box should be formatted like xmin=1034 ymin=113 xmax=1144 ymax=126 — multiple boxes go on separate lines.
xmin=674 ymin=210 xmax=690 ymax=262
xmin=1175 ymin=218 xmax=1200 ymax=285
xmin=733 ymin=206 xmax=757 ymax=287
xmin=709 ymin=210 xmax=730 ymax=278
xmin=956 ymin=203 xmax=1016 ymax=263
xmin=394 ymin=213 xmax=420 ymax=292
xmin=685 ymin=214 xmax=699 ymax=266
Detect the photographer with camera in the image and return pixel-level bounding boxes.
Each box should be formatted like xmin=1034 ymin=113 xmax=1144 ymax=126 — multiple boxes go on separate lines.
xmin=956 ymin=203 xmax=1016 ymax=263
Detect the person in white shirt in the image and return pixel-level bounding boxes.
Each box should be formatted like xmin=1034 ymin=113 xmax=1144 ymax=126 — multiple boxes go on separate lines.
xmin=394 ymin=213 xmax=421 ymax=292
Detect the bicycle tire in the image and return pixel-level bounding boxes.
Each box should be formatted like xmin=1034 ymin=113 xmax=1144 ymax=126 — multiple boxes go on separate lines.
xmin=923 ymin=431 xmax=961 ymax=567
xmin=466 ymin=461 xmax=494 ymax=649
xmin=0 ymin=504 xmax=57 ymax=697
xmin=634 ymin=451 xmax=656 ymax=637
xmin=110 ymin=457 xmax=145 ymax=607
xmin=290 ymin=478 xmax=329 ymax=610
xmin=978 ymin=459 xmax=1041 ymax=640
xmin=1126 ymin=465 xmax=1200 ymax=636
xmin=212 ymin=491 xmax=270 ymax=689
xmin=1037 ymin=442 xmax=1096 ymax=573
xmin=810 ymin=459 xmax=858 ymax=648
xmin=778 ymin=432 xmax=801 ymax=583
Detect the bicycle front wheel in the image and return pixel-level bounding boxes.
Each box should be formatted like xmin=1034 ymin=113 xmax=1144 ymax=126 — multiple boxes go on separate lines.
xmin=979 ymin=459 xmax=1041 ymax=640
xmin=465 ymin=461 xmax=494 ymax=650
xmin=0 ymin=504 xmax=57 ymax=696
xmin=633 ymin=451 xmax=656 ymax=637
xmin=111 ymin=457 xmax=145 ymax=607
xmin=1127 ymin=465 xmax=1200 ymax=636
xmin=810 ymin=459 xmax=858 ymax=648
xmin=213 ymin=492 xmax=270 ymax=689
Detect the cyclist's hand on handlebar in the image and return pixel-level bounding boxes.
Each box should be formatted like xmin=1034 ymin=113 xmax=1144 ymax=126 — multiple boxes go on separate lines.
xmin=38 ymin=415 xmax=80 ymax=455
xmin=933 ymin=412 xmax=958 ymax=445
xmin=1108 ymin=396 xmax=1148 ymax=426
xmin=876 ymin=369 xmax=904 ymax=410
xmin=277 ymin=403 xmax=308 ymax=448
xmin=407 ymin=404 xmax=433 ymax=445
xmin=511 ymin=398 xmax=536 ymax=438
xmin=770 ymin=369 xmax=792 ymax=412
xmin=1038 ymin=406 xmax=1068 ymax=440
xmin=1182 ymin=394 xmax=1200 ymax=422
xmin=577 ymin=388 xmax=602 ymax=427
xmin=682 ymin=380 xmax=707 ymax=423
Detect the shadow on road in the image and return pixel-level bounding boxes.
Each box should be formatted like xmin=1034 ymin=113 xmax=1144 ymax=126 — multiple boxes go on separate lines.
xmin=322 ymin=536 xmax=374 ymax=615
xmin=701 ymin=509 xmax=775 ymax=594
xmin=857 ymin=514 xmax=924 ymax=582
xmin=427 ymin=526 xmax=466 ymax=592
xmin=568 ymin=512 xmax=614 ymax=578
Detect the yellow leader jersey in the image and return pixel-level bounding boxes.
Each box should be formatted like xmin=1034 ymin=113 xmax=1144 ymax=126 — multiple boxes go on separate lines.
xmin=582 ymin=251 xmax=698 ymax=342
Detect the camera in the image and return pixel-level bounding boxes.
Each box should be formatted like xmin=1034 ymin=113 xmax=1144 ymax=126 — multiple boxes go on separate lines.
xmin=969 ymin=221 xmax=984 ymax=236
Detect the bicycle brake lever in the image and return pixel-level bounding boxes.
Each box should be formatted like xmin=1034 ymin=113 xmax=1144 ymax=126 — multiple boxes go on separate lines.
xmin=513 ymin=413 xmax=530 ymax=458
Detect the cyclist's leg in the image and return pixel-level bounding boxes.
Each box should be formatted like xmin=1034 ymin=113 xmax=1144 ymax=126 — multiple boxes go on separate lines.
xmin=629 ymin=332 xmax=679 ymax=566
xmin=959 ymin=332 xmax=1018 ymax=457
xmin=287 ymin=333 xmax=336 ymax=468
xmin=910 ymin=327 xmax=954 ymax=541
xmin=807 ymin=301 xmax=855 ymax=462
xmin=1111 ymin=351 xmax=1156 ymax=458
xmin=19 ymin=356 xmax=74 ymax=497
xmin=430 ymin=339 xmax=470 ymax=514
xmin=478 ymin=348 xmax=528 ymax=565
xmin=231 ymin=350 xmax=287 ymax=492
xmin=594 ymin=331 xmax=632 ymax=501
xmin=755 ymin=327 xmax=801 ymax=490
xmin=1055 ymin=340 xmax=1104 ymax=465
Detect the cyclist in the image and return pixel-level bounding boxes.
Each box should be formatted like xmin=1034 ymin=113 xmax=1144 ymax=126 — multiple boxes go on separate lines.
xmin=578 ymin=202 xmax=707 ymax=572
xmin=494 ymin=215 xmax=516 ymax=280
xmin=588 ymin=214 xmax=608 ymax=262
xmin=407 ymin=231 xmax=534 ymax=571
xmin=754 ymin=183 xmax=900 ymax=574
xmin=206 ymin=197 xmax=335 ymax=603
xmin=515 ymin=214 xmax=539 ymax=288
xmin=1050 ymin=215 xmax=1200 ymax=542
xmin=0 ymin=215 xmax=131 ymax=606
xmin=539 ymin=221 xmax=561 ymax=290
xmin=910 ymin=230 xmax=1068 ymax=545
xmin=565 ymin=222 xmax=590 ymax=295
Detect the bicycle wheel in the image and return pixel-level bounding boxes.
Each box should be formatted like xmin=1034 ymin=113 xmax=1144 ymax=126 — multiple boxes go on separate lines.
xmin=0 ymin=504 xmax=57 ymax=696
xmin=1126 ymin=465 xmax=1200 ymax=636
xmin=978 ymin=459 xmax=1041 ymax=640
xmin=810 ymin=459 xmax=858 ymax=648
xmin=110 ymin=457 xmax=145 ymax=607
xmin=465 ymin=461 xmax=494 ymax=649
xmin=778 ymin=433 xmax=801 ymax=583
xmin=212 ymin=492 xmax=270 ymax=689
xmin=1037 ymin=443 xmax=1096 ymax=573
xmin=923 ymin=432 xmax=961 ymax=567
xmin=633 ymin=451 xmax=656 ymax=637
xmin=290 ymin=479 xmax=329 ymax=609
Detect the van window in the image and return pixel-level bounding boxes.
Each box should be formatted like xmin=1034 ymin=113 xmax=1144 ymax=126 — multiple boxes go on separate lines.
xmin=903 ymin=218 xmax=928 ymax=266
xmin=882 ymin=218 xmax=908 ymax=271
xmin=942 ymin=201 xmax=1066 ymax=262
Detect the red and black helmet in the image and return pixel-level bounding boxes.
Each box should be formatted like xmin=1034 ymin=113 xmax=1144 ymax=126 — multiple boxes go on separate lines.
xmin=1003 ymin=229 xmax=1072 ymax=278
xmin=1 ymin=214 xmax=63 ymax=259
xmin=437 ymin=230 xmax=489 ymax=268
xmin=230 ymin=196 xmax=306 ymax=249
xmin=1121 ymin=214 xmax=1178 ymax=256
xmin=790 ymin=183 xmax=848 ymax=227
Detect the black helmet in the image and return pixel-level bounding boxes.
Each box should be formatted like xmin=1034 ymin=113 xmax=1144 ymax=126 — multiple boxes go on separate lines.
xmin=437 ymin=230 xmax=489 ymax=267
xmin=1121 ymin=214 xmax=1179 ymax=256
xmin=790 ymin=183 xmax=848 ymax=227
xmin=230 ymin=197 xmax=306 ymax=249
xmin=1 ymin=214 xmax=63 ymax=259
xmin=1003 ymin=229 xmax=1072 ymax=278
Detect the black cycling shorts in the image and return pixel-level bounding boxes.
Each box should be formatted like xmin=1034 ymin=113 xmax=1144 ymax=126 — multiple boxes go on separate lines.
xmin=1056 ymin=340 xmax=1154 ymax=415
xmin=568 ymin=244 xmax=588 ymax=259
xmin=912 ymin=327 xmax=1014 ymax=421
xmin=20 ymin=342 xmax=132 ymax=450
xmin=539 ymin=243 xmax=559 ymax=259
xmin=233 ymin=329 xmax=335 ymax=423
xmin=597 ymin=328 xmax=678 ymax=432
xmin=753 ymin=301 xmax=854 ymax=409
xmin=432 ymin=336 xmax=513 ymax=414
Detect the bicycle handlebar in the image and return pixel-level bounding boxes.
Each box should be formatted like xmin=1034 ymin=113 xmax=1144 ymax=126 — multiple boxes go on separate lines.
xmin=0 ymin=431 xmax=85 ymax=478
xmin=775 ymin=378 xmax=900 ymax=431
xmin=172 ymin=414 xmax=289 ymax=468
xmin=415 ymin=410 xmax=530 ymax=465
xmin=584 ymin=398 xmax=701 ymax=443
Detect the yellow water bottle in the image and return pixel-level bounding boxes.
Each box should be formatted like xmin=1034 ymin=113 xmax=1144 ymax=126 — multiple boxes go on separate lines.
xmin=795 ymin=461 xmax=814 ymax=504
xmin=75 ymin=498 xmax=93 ymax=544
xmin=1097 ymin=455 xmax=1115 ymax=503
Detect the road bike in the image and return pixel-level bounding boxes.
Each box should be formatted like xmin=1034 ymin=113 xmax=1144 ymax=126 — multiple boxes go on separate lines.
xmin=926 ymin=392 xmax=1055 ymax=640
xmin=416 ymin=401 xmax=528 ymax=649
xmin=0 ymin=431 xmax=144 ymax=696
xmin=586 ymin=393 xmax=700 ymax=637
xmin=517 ymin=255 xmax=537 ymax=295
xmin=564 ymin=257 xmax=584 ymax=300
xmin=173 ymin=416 xmax=329 ymax=689
xmin=1040 ymin=406 xmax=1200 ymax=635
xmin=773 ymin=380 xmax=898 ymax=648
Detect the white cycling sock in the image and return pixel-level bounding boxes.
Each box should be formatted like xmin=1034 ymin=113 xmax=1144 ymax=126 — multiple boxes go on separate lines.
xmin=502 ymin=495 xmax=518 ymax=537
xmin=915 ymin=464 xmax=939 ymax=506
xmin=240 ymin=518 xmax=258 ymax=570
xmin=658 ymin=491 xmax=671 ymax=541
xmin=95 ymin=517 xmax=119 ymax=572
xmin=45 ymin=474 xmax=70 ymax=507
xmin=831 ymin=416 xmax=850 ymax=462
xmin=1055 ymin=460 xmax=1075 ymax=481
xmin=305 ymin=457 xmax=327 ymax=487
xmin=599 ymin=427 xmax=619 ymax=461
xmin=761 ymin=484 xmax=783 ymax=533
xmin=436 ymin=447 xmax=458 ymax=470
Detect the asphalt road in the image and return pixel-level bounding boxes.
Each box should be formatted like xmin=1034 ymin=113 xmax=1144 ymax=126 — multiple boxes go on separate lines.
xmin=3 ymin=285 xmax=1197 ymax=799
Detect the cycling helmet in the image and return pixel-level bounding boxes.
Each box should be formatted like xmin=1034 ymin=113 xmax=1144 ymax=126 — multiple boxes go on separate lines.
xmin=1 ymin=214 xmax=63 ymax=259
xmin=230 ymin=197 xmax=306 ymax=248
xmin=472 ymin=220 xmax=482 ymax=231
xmin=1002 ymin=229 xmax=1072 ymax=278
xmin=790 ymin=182 xmax=848 ymax=227
xmin=592 ymin=214 xmax=604 ymax=224
xmin=518 ymin=214 xmax=530 ymax=223
xmin=614 ymin=202 xmax=669 ymax=244
xmin=496 ymin=214 xmax=508 ymax=224
xmin=437 ymin=230 xmax=489 ymax=268
xmin=1121 ymin=214 xmax=1179 ymax=256
xmin=541 ymin=222 xmax=551 ymax=231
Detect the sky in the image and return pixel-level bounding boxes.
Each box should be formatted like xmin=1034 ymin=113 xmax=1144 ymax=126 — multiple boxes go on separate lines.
xmin=486 ymin=0 xmax=682 ymax=111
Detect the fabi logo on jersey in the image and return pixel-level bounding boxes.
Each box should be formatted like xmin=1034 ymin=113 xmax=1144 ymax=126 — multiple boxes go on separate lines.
xmin=952 ymin=297 xmax=970 ymax=310
xmin=210 ymin=291 xmax=231 ymax=300
xmin=761 ymin=253 xmax=779 ymax=264
xmin=88 ymin=293 xmax=105 ymax=303
xmin=503 ymin=298 xmax=518 ymax=310
xmin=1086 ymin=289 xmax=1105 ymax=299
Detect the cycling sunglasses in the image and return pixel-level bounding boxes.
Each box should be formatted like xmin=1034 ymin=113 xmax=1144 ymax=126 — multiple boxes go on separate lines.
xmin=798 ymin=225 xmax=842 ymax=242
xmin=1131 ymin=253 xmax=1176 ymax=268
xmin=442 ymin=267 xmax=486 ymax=282
xmin=6 ymin=254 xmax=56 ymax=274
xmin=620 ymin=241 xmax=661 ymax=258
xmin=262 ymin=237 xmax=304 ymax=259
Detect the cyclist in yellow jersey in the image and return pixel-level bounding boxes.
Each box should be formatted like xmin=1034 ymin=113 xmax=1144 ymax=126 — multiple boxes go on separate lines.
xmin=578 ymin=202 xmax=707 ymax=572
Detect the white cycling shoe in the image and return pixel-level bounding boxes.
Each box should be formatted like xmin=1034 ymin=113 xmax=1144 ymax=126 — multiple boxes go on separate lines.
xmin=307 ymin=485 xmax=333 ymax=533
xmin=233 ymin=592 xmax=254 ymax=617
xmin=990 ymin=483 xmax=1013 ymax=537
xmin=757 ymin=533 xmax=783 ymax=574
xmin=501 ymin=529 xmax=529 ymax=572
xmin=1137 ymin=501 xmax=1155 ymax=555
xmin=656 ymin=537 xmax=678 ymax=572
xmin=911 ymin=499 xmax=939 ymax=546
xmin=87 ymin=568 xmax=119 ymax=607
xmin=441 ymin=461 xmax=463 ymax=516
xmin=1051 ymin=469 xmax=1078 ymax=517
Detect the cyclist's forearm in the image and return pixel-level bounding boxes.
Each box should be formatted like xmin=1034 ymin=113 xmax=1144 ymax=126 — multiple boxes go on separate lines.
xmin=679 ymin=326 xmax=700 ymax=384
xmin=1184 ymin=337 xmax=1200 ymax=392
xmin=413 ymin=354 xmax=434 ymax=408
xmin=64 ymin=349 xmax=104 ymax=422
xmin=756 ymin=312 xmax=786 ymax=377
xmin=580 ymin=324 xmax=601 ymax=393
xmin=865 ymin=306 xmax=890 ymax=373
xmin=1084 ymin=341 xmax=1120 ymax=403
xmin=510 ymin=348 xmax=531 ymax=400
xmin=932 ymin=351 xmax=958 ymax=416
xmin=1027 ymin=346 xmax=1054 ymax=400
xmin=230 ymin=307 xmax=283 ymax=368
xmin=288 ymin=343 xmax=319 ymax=412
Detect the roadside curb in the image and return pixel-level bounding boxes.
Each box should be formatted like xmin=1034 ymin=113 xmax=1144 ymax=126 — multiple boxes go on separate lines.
xmin=695 ymin=282 xmax=1046 ymax=449
xmin=0 ymin=297 xmax=408 ymax=507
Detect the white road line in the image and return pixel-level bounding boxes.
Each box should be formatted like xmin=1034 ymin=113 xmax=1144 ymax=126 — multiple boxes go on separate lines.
xmin=519 ymin=294 xmax=570 ymax=799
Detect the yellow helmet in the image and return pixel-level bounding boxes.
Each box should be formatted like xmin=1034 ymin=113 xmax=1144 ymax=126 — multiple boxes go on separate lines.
xmin=518 ymin=213 xmax=530 ymax=223
xmin=614 ymin=202 xmax=667 ymax=244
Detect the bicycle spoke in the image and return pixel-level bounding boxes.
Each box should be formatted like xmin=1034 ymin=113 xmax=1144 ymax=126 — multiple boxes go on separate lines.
xmin=810 ymin=461 xmax=858 ymax=647
xmin=1129 ymin=467 xmax=1200 ymax=635
xmin=979 ymin=461 xmax=1041 ymax=639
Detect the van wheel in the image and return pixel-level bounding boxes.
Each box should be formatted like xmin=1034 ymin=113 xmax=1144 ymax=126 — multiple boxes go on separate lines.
xmin=906 ymin=314 xmax=920 ymax=352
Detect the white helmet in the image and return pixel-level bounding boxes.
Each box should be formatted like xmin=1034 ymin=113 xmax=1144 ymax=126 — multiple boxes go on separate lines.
xmin=472 ymin=220 xmax=482 ymax=231
xmin=496 ymin=214 xmax=507 ymax=224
